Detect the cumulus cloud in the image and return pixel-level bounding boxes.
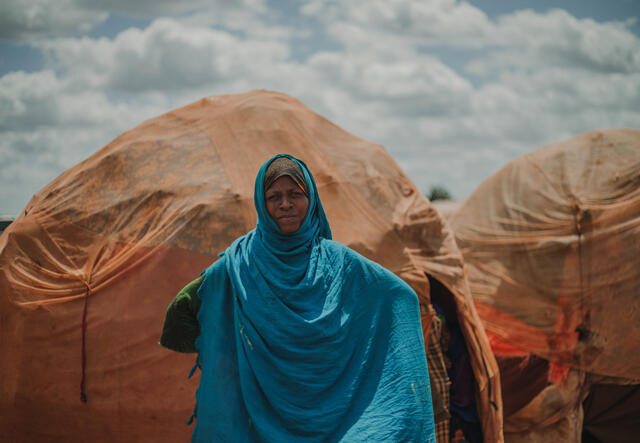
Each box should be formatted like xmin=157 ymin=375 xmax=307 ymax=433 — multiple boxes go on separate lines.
xmin=302 ymin=0 xmax=492 ymax=47
xmin=78 ymin=0 xmax=238 ymax=17
xmin=0 ymin=0 xmax=267 ymax=41
xmin=0 ymin=0 xmax=108 ymax=41
xmin=0 ymin=70 xmax=61 ymax=130
xmin=37 ymin=19 xmax=290 ymax=92
xmin=308 ymin=51 xmax=473 ymax=115
xmin=470 ymin=9 xmax=640 ymax=75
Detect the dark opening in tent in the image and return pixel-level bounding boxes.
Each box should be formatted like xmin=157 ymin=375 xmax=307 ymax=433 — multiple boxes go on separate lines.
xmin=0 ymin=216 xmax=13 ymax=234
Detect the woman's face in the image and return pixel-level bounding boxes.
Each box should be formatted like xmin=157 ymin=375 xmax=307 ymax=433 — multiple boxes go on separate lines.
xmin=265 ymin=175 xmax=309 ymax=233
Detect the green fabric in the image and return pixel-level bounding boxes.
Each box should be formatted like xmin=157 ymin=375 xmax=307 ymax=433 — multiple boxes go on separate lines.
xmin=160 ymin=276 xmax=203 ymax=353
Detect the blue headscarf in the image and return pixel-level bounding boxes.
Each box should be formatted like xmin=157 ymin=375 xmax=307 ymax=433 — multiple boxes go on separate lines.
xmin=193 ymin=154 xmax=435 ymax=442
xmin=240 ymin=154 xmax=331 ymax=290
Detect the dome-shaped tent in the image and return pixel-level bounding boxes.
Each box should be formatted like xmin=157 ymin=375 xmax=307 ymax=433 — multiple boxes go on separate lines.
xmin=450 ymin=129 xmax=640 ymax=442
xmin=0 ymin=90 xmax=501 ymax=442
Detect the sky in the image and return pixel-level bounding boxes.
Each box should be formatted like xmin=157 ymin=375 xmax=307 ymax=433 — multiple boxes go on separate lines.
xmin=1 ymin=0 xmax=639 ymax=217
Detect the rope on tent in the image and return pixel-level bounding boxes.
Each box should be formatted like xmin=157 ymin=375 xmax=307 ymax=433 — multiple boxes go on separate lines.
xmin=80 ymin=284 xmax=91 ymax=403
xmin=574 ymin=205 xmax=593 ymax=352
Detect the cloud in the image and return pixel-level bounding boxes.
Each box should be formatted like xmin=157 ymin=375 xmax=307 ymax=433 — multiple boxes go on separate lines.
xmin=0 ymin=68 xmax=166 ymax=129
xmin=36 ymin=18 xmax=290 ymax=93
xmin=304 ymin=1 xmax=640 ymax=73
xmin=0 ymin=0 xmax=267 ymax=41
xmin=0 ymin=70 xmax=61 ymax=130
xmin=0 ymin=0 xmax=108 ymax=41
xmin=302 ymin=0 xmax=492 ymax=47
xmin=309 ymin=51 xmax=473 ymax=115
xmin=81 ymin=0 xmax=266 ymax=17
xmin=79 ymin=0 xmax=221 ymax=17
xmin=469 ymin=9 xmax=640 ymax=75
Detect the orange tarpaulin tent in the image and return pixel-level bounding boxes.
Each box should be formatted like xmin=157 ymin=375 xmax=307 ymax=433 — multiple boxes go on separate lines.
xmin=450 ymin=129 xmax=640 ymax=442
xmin=1 ymin=90 xmax=502 ymax=442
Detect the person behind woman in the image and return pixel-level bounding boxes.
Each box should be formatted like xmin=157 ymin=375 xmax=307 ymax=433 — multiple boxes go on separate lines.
xmin=161 ymin=154 xmax=436 ymax=442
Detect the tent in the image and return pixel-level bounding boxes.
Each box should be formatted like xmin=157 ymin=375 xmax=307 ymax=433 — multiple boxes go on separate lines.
xmin=449 ymin=128 xmax=640 ymax=442
xmin=0 ymin=90 xmax=502 ymax=442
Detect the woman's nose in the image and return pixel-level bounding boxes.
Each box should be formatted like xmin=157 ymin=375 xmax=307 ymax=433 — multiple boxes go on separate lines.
xmin=280 ymin=197 xmax=292 ymax=209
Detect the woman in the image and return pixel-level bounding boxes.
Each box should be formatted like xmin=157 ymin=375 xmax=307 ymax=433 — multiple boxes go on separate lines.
xmin=161 ymin=154 xmax=435 ymax=442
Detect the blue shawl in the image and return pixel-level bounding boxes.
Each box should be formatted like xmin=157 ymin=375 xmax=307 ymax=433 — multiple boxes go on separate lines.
xmin=193 ymin=154 xmax=435 ymax=442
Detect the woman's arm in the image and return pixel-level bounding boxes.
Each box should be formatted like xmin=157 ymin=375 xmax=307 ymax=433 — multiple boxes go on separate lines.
xmin=160 ymin=275 xmax=204 ymax=353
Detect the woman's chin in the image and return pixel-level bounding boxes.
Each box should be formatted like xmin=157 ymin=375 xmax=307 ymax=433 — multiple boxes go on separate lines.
xmin=278 ymin=221 xmax=301 ymax=233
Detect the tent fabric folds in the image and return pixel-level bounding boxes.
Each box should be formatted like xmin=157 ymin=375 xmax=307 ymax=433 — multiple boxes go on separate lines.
xmin=0 ymin=90 xmax=501 ymax=442
xmin=451 ymin=128 xmax=640 ymax=379
xmin=450 ymin=128 xmax=640 ymax=441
